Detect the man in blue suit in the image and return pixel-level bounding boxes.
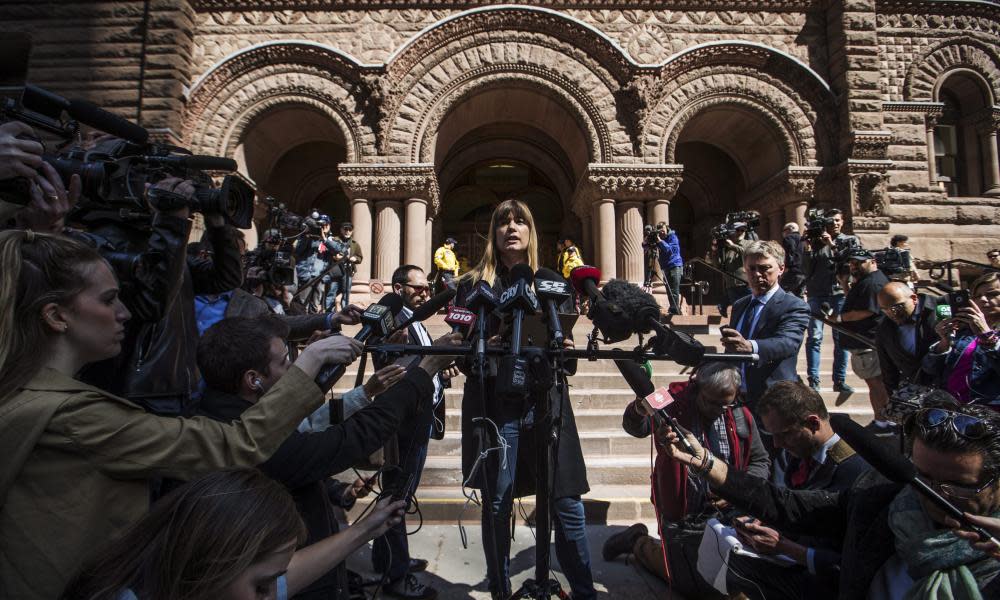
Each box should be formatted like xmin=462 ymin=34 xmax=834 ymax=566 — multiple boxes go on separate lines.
xmin=721 ymin=240 xmax=810 ymax=408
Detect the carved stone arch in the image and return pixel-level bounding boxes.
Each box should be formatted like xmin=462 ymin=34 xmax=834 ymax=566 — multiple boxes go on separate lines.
xmin=415 ymin=72 xmax=605 ymax=165
xmin=386 ymin=6 xmax=634 ymax=84
xmin=905 ymin=38 xmax=1000 ymax=103
xmin=646 ymin=68 xmax=820 ymax=168
xmin=382 ymin=9 xmax=633 ymax=161
xmin=184 ymin=42 xmax=374 ymax=160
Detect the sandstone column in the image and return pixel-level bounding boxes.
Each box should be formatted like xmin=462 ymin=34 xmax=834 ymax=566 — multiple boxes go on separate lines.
xmin=425 ymin=216 xmax=434 ymax=274
xmin=784 ymin=200 xmax=808 ymax=234
xmin=350 ymin=198 xmax=372 ymax=284
xmin=595 ymin=198 xmax=617 ymax=282
xmin=980 ymin=128 xmax=1000 ymax=197
xmin=374 ymin=200 xmax=402 ymax=282
xmin=404 ymin=198 xmax=427 ymax=269
xmin=925 ymin=115 xmax=941 ymax=190
xmin=647 ymin=198 xmax=671 ymax=228
xmin=580 ymin=212 xmax=592 ymax=268
xmin=616 ymin=201 xmax=644 ymax=283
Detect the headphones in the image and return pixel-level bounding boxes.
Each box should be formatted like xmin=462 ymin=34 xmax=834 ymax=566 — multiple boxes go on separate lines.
xmin=251 ymin=377 xmax=263 ymax=391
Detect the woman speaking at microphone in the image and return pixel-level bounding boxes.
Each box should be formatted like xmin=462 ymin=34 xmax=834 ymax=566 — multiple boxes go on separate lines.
xmin=455 ymin=199 xmax=595 ymax=600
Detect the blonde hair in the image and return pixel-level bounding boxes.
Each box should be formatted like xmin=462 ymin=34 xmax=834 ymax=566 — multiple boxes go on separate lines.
xmin=0 ymin=230 xmax=105 ymax=402
xmin=743 ymin=240 xmax=785 ymax=265
xmin=461 ymin=198 xmax=539 ymax=285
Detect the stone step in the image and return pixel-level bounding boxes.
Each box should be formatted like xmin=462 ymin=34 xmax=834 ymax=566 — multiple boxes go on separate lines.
xmin=428 ymin=430 xmax=654 ymax=458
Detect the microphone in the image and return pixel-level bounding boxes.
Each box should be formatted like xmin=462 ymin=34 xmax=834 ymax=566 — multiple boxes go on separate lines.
xmin=389 ymin=288 xmax=456 ymax=337
xmin=445 ymin=305 xmax=477 ymax=335
xmin=314 ymin=294 xmax=402 ymax=393
xmin=614 ymin=359 xmax=697 ymax=455
xmin=602 ymin=279 xmax=707 ymax=367
xmin=65 ymin=97 xmax=150 ymax=144
xmin=143 ymin=154 xmax=237 ymax=172
xmin=464 ymin=281 xmax=499 ymax=368
xmin=496 ymin=264 xmax=539 ymax=401
xmin=533 ymin=268 xmax=571 ymax=347
xmin=568 ymin=265 xmax=632 ymax=343
xmin=829 ymin=413 xmax=1000 ymax=546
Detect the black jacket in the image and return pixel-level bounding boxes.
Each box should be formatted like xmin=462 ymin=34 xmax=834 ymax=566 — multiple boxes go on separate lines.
xmin=876 ymin=294 xmax=940 ymax=392
xmin=714 ymin=468 xmax=1000 ymax=599
xmin=225 ymin=288 xmax=331 ymax=341
xmin=79 ymin=217 xmax=243 ymax=415
xmin=197 ymin=368 xmax=435 ymax=599
xmin=455 ymin=270 xmax=589 ymax=499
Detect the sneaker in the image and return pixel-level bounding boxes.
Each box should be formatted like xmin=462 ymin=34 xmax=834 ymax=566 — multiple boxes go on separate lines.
xmin=833 ymin=382 xmax=855 ymax=394
xmin=408 ymin=558 xmax=428 ymax=573
xmin=602 ymin=522 xmax=648 ymax=562
xmin=384 ymin=573 xmax=438 ymax=600
xmin=808 ymin=379 xmax=820 ymax=392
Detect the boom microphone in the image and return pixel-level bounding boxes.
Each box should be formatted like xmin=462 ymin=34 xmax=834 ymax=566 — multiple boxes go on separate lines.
xmin=829 ymin=413 xmax=1000 ymax=546
xmin=602 ymin=279 xmax=707 ymax=367
xmin=314 ymin=294 xmax=403 ymax=393
xmin=445 ymin=305 xmax=477 ymax=335
xmin=568 ymin=265 xmax=632 ymax=343
xmin=144 ymin=154 xmax=237 ymax=172
xmin=65 ymin=97 xmax=150 ymax=144
xmin=389 ymin=288 xmax=456 ymax=336
xmin=464 ymin=281 xmax=499 ymax=368
xmin=496 ymin=264 xmax=539 ymax=401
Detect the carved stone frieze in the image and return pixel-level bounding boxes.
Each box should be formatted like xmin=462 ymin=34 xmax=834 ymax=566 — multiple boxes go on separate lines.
xmin=192 ymin=1 xmax=818 ymax=12
xmin=849 ymin=131 xmax=894 ymax=161
xmin=614 ymin=71 xmax=664 ymax=154
xmin=337 ymin=163 xmax=441 ymax=213
xmin=576 ymin=164 xmax=684 ymax=213
xmin=851 ymin=171 xmax=889 ymax=221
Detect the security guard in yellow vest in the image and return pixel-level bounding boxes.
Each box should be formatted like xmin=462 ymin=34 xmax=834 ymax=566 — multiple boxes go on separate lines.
xmin=433 ymin=237 xmax=459 ymax=291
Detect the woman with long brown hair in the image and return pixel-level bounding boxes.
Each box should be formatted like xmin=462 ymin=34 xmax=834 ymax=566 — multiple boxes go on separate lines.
xmin=456 ymin=199 xmax=595 ymax=600
xmin=0 ymin=230 xmax=363 ymax=599
xmin=63 ymin=468 xmax=404 ymax=600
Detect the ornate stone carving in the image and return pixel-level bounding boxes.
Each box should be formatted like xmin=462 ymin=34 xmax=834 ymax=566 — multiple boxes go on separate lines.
xmin=577 ymin=164 xmax=684 ymax=214
xmin=357 ymin=72 xmax=397 ymax=155
xmin=849 ymin=131 xmax=894 ymax=161
xmin=852 ymin=172 xmax=888 ymax=219
xmin=614 ymin=72 xmax=663 ymax=154
xmin=337 ymin=164 xmax=441 ymax=213
xmin=904 ymin=39 xmax=1000 ymax=103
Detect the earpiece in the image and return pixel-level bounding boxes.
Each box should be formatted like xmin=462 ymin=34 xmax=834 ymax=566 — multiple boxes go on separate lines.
xmin=253 ymin=378 xmax=262 ymax=387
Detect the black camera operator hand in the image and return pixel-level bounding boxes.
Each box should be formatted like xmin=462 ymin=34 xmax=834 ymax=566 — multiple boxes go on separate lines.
xmin=818 ymin=230 xmax=835 ymax=248
xmin=146 ymin=177 xmax=196 ymax=220
xmin=0 ymin=121 xmax=43 ymax=180
xmin=14 ymin=162 xmax=81 ymax=233
xmin=294 ymin=335 xmax=364 ymax=380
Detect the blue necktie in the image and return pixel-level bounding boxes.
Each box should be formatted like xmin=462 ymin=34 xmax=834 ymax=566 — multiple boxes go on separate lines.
xmin=739 ymin=297 xmax=761 ymax=340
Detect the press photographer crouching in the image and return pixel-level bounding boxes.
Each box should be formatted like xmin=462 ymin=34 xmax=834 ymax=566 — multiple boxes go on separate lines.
xmin=604 ymin=363 xmax=769 ymax=599
xmin=194 ymin=315 xmax=460 ymax=600
xmin=923 ymin=272 xmax=1000 ymax=408
xmin=660 ymin=398 xmax=1000 ymax=598
xmin=0 ymin=230 xmax=364 ymax=599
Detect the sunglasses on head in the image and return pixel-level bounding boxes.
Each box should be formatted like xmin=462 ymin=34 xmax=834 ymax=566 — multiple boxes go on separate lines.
xmin=915 ymin=407 xmax=989 ymax=440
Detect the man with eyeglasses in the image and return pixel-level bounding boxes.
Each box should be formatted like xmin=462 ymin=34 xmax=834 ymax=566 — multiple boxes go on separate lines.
xmin=987 ymin=249 xmax=999 ymax=270
xmin=372 ymin=264 xmax=456 ymax=599
xmin=660 ymin=399 xmax=1000 ymax=599
xmin=604 ymin=362 xmax=770 ymax=599
xmin=876 ymin=281 xmax=941 ymax=395
xmin=725 ymin=381 xmax=871 ymax=600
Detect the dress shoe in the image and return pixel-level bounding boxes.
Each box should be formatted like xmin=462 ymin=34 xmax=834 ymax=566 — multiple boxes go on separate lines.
xmin=602 ymin=522 xmax=648 ymax=562
xmin=383 ymin=574 xmax=437 ymax=600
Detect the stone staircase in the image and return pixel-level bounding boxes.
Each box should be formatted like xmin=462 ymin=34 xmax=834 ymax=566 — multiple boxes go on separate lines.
xmin=338 ymin=313 xmax=873 ymax=525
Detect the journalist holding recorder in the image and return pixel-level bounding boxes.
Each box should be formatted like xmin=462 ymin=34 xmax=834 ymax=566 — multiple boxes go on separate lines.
xmin=454 ymin=199 xmax=595 ymax=600
xmin=658 ymin=397 xmax=1000 ymax=599
xmin=0 ymin=230 xmax=364 ymax=599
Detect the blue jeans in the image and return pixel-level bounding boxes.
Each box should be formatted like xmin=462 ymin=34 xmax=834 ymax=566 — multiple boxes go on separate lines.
xmin=480 ymin=405 xmax=596 ymax=599
xmin=807 ymin=295 xmax=848 ymax=385
xmin=323 ymin=275 xmax=349 ymax=312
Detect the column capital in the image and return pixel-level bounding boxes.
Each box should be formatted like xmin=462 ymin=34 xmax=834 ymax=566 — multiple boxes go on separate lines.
xmin=338 ymin=163 xmax=440 ymax=214
xmin=972 ymin=106 xmax=1000 ymax=134
xmin=577 ymin=163 xmax=684 ymax=208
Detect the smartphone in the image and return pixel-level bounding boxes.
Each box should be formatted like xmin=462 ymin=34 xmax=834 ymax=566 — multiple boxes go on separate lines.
xmin=948 ymin=290 xmax=972 ymax=314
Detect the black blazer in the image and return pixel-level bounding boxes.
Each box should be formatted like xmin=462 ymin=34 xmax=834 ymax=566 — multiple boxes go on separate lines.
xmin=729 ymin=286 xmax=810 ymax=404
xmin=875 ymin=294 xmax=940 ymax=392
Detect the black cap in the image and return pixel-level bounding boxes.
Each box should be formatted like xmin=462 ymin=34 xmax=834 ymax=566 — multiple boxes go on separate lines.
xmin=846 ymin=248 xmax=874 ymax=261
xmin=445 ymin=237 xmax=457 ymax=245
xmin=340 ymin=221 xmax=353 ymax=229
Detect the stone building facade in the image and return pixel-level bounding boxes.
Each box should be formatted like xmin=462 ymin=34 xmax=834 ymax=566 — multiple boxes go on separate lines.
xmin=4 ymin=0 xmax=1000 ymax=294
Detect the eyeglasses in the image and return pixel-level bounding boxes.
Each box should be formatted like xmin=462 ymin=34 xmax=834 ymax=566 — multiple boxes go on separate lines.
xmin=918 ymin=473 xmax=997 ymax=500
xmin=879 ymin=302 xmax=909 ymax=314
xmin=402 ymin=283 xmax=430 ymax=294
xmin=915 ymin=407 xmax=989 ymax=440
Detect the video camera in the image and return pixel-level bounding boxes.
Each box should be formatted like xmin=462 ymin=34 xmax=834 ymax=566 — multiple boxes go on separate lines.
xmin=872 ymin=246 xmax=912 ymax=277
xmin=713 ymin=210 xmax=760 ymax=242
xmin=804 ymin=208 xmax=836 ymax=243
xmin=1 ymin=81 xmax=254 ymax=228
xmin=261 ymin=195 xmax=306 ymax=232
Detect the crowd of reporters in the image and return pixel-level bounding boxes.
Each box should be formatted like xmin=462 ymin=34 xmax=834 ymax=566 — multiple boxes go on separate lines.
xmin=3 ymin=90 xmax=1000 ymax=600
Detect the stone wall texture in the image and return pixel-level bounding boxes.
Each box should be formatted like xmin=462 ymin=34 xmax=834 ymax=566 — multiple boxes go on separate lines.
xmin=3 ymin=0 xmax=999 ymax=272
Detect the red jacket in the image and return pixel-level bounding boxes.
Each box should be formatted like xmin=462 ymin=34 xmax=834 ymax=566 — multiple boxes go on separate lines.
xmin=651 ymin=381 xmax=754 ymax=523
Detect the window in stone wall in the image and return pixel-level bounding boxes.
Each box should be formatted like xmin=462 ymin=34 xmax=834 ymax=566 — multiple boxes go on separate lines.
xmin=934 ymin=123 xmax=959 ymax=196
xmin=935 ymin=73 xmax=992 ymax=197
